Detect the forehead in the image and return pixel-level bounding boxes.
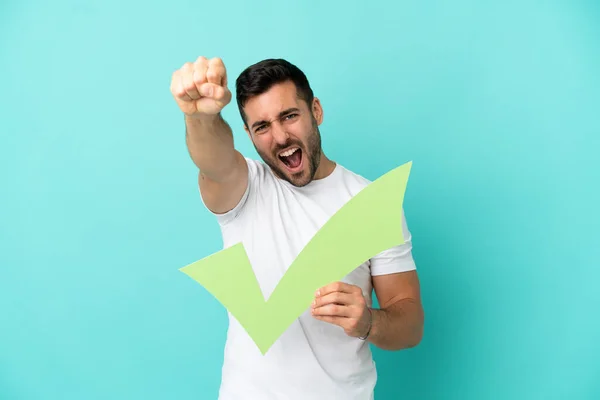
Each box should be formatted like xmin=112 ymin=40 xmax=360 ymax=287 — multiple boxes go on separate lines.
xmin=243 ymin=81 xmax=303 ymax=122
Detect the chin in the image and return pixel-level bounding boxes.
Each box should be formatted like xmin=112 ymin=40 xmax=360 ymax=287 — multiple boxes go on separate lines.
xmin=286 ymin=170 xmax=312 ymax=187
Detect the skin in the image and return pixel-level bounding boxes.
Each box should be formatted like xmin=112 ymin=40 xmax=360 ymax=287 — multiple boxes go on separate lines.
xmin=241 ymin=80 xmax=336 ymax=187
xmin=311 ymin=272 xmax=424 ymax=350
xmin=171 ymin=55 xmax=424 ymax=350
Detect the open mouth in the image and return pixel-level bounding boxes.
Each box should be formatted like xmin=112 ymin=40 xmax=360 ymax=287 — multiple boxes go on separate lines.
xmin=278 ymin=147 xmax=303 ymax=172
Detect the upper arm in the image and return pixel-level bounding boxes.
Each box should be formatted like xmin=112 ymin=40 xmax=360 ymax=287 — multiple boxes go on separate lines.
xmin=198 ymin=150 xmax=248 ymax=214
xmin=371 ymin=206 xmax=421 ymax=308
xmin=370 ymin=208 xmax=420 ymax=308
xmin=372 ymin=270 xmax=421 ymax=309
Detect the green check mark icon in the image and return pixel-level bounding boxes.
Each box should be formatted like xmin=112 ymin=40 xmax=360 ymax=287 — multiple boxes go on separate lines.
xmin=180 ymin=161 xmax=412 ymax=355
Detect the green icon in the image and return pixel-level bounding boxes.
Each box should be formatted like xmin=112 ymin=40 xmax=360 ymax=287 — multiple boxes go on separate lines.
xmin=180 ymin=161 xmax=412 ymax=354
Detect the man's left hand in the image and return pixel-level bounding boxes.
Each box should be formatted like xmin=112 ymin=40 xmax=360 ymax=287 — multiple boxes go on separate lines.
xmin=311 ymin=282 xmax=371 ymax=338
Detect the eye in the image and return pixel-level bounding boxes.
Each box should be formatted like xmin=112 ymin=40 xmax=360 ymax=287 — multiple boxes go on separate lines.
xmin=255 ymin=124 xmax=267 ymax=133
xmin=284 ymin=113 xmax=298 ymax=121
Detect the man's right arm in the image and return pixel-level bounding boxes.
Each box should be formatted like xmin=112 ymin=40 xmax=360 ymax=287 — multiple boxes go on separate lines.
xmin=171 ymin=56 xmax=248 ymax=214
xmin=185 ymin=113 xmax=248 ymax=214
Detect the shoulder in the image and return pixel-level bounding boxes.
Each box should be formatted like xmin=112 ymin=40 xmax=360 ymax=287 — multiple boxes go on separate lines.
xmin=244 ymin=157 xmax=268 ymax=177
xmin=204 ymin=157 xmax=277 ymax=226
xmin=335 ymin=164 xmax=373 ymax=194
xmin=244 ymin=157 xmax=281 ymax=189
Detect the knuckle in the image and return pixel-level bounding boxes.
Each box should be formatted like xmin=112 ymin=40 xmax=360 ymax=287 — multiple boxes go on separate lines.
xmin=213 ymin=86 xmax=225 ymax=99
xmin=193 ymin=58 xmax=208 ymax=70
xmin=183 ymin=85 xmax=196 ymax=95
xmin=193 ymin=74 xmax=205 ymax=85
xmin=181 ymin=76 xmax=193 ymax=87
xmin=183 ymin=79 xmax=194 ymax=90
xmin=211 ymin=56 xmax=223 ymax=63
xmin=206 ymin=70 xmax=218 ymax=80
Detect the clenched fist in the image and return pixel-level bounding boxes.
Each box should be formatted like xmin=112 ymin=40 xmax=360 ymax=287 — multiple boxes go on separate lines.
xmin=311 ymin=282 xmax=373 ymax=339
xmin=170 ymin=56 xmax=232 ymax=117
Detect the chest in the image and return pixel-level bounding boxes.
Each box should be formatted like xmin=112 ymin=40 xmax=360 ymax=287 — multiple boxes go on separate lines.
xmin=232 ymin=184 xmax=373 ymax=301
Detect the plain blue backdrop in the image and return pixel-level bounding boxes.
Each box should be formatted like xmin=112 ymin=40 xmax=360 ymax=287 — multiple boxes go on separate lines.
xmin=1 ymin=0 xmax=599 ymax=399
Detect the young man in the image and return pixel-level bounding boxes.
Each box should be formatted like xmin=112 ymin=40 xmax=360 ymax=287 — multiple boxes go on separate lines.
xmin=170 ymin=56 xmax=424 ymax=399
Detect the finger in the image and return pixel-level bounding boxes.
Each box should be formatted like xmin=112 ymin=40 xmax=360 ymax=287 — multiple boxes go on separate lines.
xmin=193 ymin=56 xmax=209 ymax=92
xmin=180 ymin=62 xmax=202 ymax=100
xmin=171 ymin=70 xmax=192 ymax=101
xmin=197 ymin=82 xmax=231 ymax=102
xmin=311 ymin=303 xmax=355 ymax=318
xmin=316 ymin=282 xmax=362 ymax=297
xmin=313 ymin=292 xmax=354 ymax=308
xmin=207 ymin=57 xmax=226 ymax=86
xmin=313 ymin=315 xmax=345 ymax=326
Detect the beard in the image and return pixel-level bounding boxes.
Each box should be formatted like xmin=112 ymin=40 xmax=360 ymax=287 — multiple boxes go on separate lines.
xmin=254 ymin=119 xmax=322 ymax=187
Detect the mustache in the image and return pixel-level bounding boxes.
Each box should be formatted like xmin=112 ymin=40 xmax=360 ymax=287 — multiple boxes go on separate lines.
xmin=273 ymin=140 xmax=303 ymax=154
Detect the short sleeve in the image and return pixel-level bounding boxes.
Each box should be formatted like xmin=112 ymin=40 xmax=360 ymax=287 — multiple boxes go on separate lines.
xmin=198 ymin=157 xmax=260 ymax=226
xmin=369 ymin=208 xmax=416 ymax=276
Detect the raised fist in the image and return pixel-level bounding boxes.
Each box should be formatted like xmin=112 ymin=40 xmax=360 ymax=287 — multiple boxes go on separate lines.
xmin=170 ymin=56 xmax=232 ymax=117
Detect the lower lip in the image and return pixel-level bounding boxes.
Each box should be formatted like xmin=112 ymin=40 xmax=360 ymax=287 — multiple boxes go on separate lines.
xmin=281 ymin=151 xmax=304 ymax=173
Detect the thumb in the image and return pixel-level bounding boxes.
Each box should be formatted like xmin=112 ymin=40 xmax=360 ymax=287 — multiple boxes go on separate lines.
xmin=198 ymin=82 xmax=226 ymax=99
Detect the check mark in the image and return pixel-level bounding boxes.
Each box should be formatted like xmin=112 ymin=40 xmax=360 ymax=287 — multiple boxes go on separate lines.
xmin=180 ymin=161 xmax=412 ymax=354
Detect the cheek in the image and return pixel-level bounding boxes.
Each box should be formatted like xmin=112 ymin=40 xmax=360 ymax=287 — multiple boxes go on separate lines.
xmin=289 ymin=119 xmax=312 ymax=138
xmin=254 ymin=136 xmax=274 ymax=153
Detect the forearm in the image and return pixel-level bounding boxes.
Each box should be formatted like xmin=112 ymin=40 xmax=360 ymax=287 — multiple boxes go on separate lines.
xmin=185 ymin=113 xmax=237 ymax=181
xmin=367 ymin=298 xmax=424 ymax=350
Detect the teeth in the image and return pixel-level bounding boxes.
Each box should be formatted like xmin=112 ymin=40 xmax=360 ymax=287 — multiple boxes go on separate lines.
xmin=280 ymin=148 xmax=298 ymax=157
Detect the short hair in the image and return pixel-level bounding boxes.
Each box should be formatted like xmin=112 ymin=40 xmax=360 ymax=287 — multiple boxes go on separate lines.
xmin=235 ymin=58 xmax=315 ymax=127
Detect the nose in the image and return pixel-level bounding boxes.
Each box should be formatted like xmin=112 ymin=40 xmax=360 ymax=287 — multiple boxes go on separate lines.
xmin=271 ymin=122 xmax=289 ymax=145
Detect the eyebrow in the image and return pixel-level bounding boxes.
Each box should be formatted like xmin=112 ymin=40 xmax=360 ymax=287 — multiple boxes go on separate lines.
xmin=251 ymin=108 xmax=300 ymax=130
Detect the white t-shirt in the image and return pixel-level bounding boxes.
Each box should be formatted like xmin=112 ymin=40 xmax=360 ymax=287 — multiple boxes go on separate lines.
xmin=202 ymin=157 xmax=416 ymax=400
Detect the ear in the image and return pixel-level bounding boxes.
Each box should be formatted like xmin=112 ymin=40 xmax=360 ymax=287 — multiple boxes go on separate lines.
xmin=243 ymin=124 xmax=252 ymax=140
xmin=312 ymin=97 xmax=324 ymax=125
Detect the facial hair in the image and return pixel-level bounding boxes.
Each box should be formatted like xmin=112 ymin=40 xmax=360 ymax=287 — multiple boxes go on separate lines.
xmin=255 ymin=119 xmax=322 ymax=187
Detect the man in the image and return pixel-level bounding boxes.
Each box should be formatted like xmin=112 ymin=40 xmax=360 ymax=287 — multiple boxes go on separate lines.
xmin=170 ymin=56 xmax=424 ymax=399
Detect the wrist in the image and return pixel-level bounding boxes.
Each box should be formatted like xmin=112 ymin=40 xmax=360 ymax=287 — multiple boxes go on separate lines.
xmin=358 ymin=307 xmax=373 ymax=340
xmin=185 ymin=112 xmax=222 ymax=124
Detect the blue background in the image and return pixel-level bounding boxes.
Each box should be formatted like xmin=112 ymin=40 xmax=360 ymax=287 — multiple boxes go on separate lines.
xmin=1 ymin=0 xmax=599 ymax=399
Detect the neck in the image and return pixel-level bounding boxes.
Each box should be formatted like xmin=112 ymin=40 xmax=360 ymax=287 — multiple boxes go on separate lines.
xmin=313 ymin=152 xmax=336 ymax=180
